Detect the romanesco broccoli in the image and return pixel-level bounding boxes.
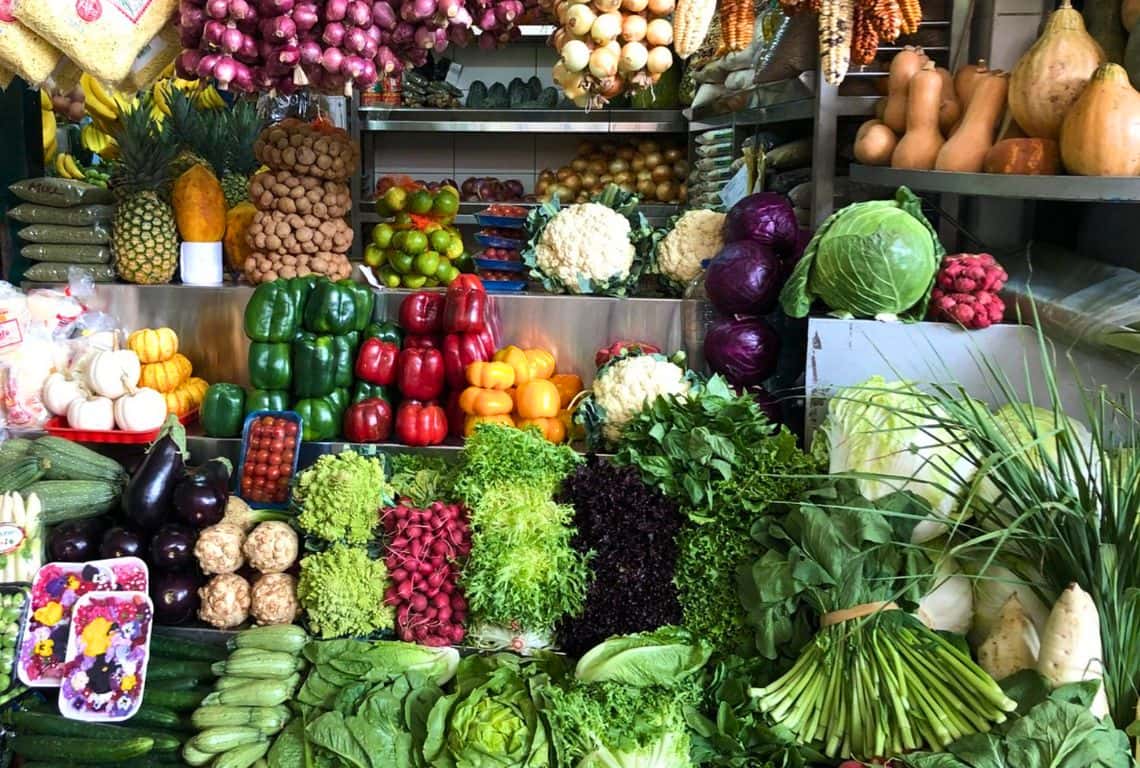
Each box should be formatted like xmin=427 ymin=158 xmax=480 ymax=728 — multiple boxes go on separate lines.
xmin=294 ymin=450 xmax=391 ymax=545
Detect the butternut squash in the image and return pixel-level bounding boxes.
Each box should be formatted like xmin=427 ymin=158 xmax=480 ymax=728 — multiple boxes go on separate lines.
xmin=883 ymin=46 xmax=929 ymax=133
xmin=854 ymin=119 xmax=898 ymax=166
xmin=953 ymin=59 xmax=989 ymax=110
xmin=936 ymin=72 xmax=1009 ymax=172
xmin=1083 ymin=0 xmax=1124 ymax=63
xmin=937 ymin=66 xmax=962 ymax=135
xmin=173 ymin=164 xmax=226 ymax=242
xmin=1008 ymin=0 xmax=1106 ymax=140
xmin=1059 ymin=63 xmax=1140 ymax=175
xmin=982 ymin=138 xmax=1061 ymax=174
xmin=891 ymin=62 xmax=945 ymax=169
xmin=223 ymin=201 xmax=257 ymax=273
xmin=1125 ymin=0 xmax=1140 ymax=35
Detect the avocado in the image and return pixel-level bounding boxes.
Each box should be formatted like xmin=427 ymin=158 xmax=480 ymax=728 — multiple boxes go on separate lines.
xmin=466 ymin=80 xmax=488 ymax=108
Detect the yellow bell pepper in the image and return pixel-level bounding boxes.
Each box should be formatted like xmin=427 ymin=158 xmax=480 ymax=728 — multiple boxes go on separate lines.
xmin=458 ymin=386 xmax=514 ymax=417
xmin=550 ymin=374 xmax=583 ymax=409
xmin=558 ymin=409 xmax=585 ymax=442
xmin=518 ymin=417 xmax=566 ymax=443
xmin=466 ymin=361 xmax=515 ymax=390
xmin=464 ymin=413 xmax=515 ymax=436
xmin=493 ymin=345 xmax=532 ymax=386
xmin=515 ymin=379 xmax=560 ymax=419
xmin=524 ymin=348 xmax=556 ymax=380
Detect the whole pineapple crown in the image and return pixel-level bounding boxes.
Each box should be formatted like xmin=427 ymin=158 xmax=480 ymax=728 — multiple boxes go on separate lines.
xmin=110 ymin=93 xmax=179 ymax=202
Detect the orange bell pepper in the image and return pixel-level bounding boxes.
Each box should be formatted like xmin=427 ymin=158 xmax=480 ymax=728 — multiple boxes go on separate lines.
xmin=465 ymin=360 xmax=515 ymax=390
xmin=493 ymin=345 xmax=532 ymax=386
xmin=464 ymin=413 xmax=515 ymax=436
xmin=558 ymin=408 xmax=585 ymax=442
xmin=458 ymin=386 xmax=514 ymax=417
xmin=524 ymin=348 xmax=556 ymax=380
xmin=518 ymin=416 xmax=566 ymax=443
xmin=550 ymin=374 xmax=583 ymax=409
xmin=515 ymin=379 xmax=560 ymax=419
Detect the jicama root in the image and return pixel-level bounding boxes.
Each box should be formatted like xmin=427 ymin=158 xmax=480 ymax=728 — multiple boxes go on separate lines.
xmin=978 ymin=594 xmax=1041 ymax=681
xmin=1037 ymin=583 xmax=1110 ymax=719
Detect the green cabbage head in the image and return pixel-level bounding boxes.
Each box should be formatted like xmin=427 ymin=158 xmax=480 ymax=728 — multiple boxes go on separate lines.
xmin=780 ymin=186 xmax=943 ymax=321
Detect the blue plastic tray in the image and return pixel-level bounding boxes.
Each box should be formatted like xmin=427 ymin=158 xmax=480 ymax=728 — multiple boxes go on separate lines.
xmin=475 ymin=258 xmax=526 ymax=273
xmin=474 ymin=212 xmax=527 ymax=228
xmin=475 ymin=232 xmax=525 ymax=249
xmin=237 ymin=410 xmax=302 ymax=510
xmin=483 ymin=280 xmax=527 ymax=292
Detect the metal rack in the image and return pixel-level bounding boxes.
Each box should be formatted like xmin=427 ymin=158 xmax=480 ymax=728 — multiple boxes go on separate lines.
xmin=851 ymin=165 xmax=1140 ymax=203
xmin=358 ymin=200 xmax=682 ymax=225
xmin=357 ymin=108 xmax=686 ymax=134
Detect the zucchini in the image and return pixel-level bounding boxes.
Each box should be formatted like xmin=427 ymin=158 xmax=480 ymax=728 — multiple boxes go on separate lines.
xmin=144 ymin=676 xmax=202 ymax=691
xmin=182 ymin=742 xmax=215 ymax=767
xmin=7 ymin=710 xmax=181 ymax=752
xmin=0 ymin=438 xmax=33 ymax=461
xmin=142 ymin=687 xmax=211 ymax=711
xmin=150 ymin=634 xmax=227 ymax=662
xmin=191 ymin=705 xmax=290 ymax=732
xmin=212 ymin=651 xmax=302 ymax=679
xmin=212 ymin=740 xmax=270 ymax=768
xmin=190 ymin=726 xmax=264 ymax=754
xmin=147 ymin=658 xmax=216 ymax=681
xmin=0 ymin=456 xmax=48 ymax=493
xmin=31 ymin=436 xmax=126 ymax=483
xmin=21 ymin=480 xmax=118 ymax=516
xmin=230 ymin=624 xmax=308 ymax=655
xmin=202 ymin=680 xmax=293 ymax=708
xmin=11 ymin=735 xmax=154 ymax=763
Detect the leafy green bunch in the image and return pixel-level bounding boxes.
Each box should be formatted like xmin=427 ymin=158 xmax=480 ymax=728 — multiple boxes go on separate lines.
xmin=452 ymin=424 xmax=581 ymax=508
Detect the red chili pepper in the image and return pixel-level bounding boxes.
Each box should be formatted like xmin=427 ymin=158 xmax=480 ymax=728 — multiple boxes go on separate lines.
xmin=354 ymin=338 xmax=400 ymax=386
xmin=404 ymin=334 xmax=441 ymax=349
xmin=442 ymin=331 xmax=492 ymax=390
xmin=397 ymin=347 xmax=445 ymax=401
xmin=343 ymin=398 xmax=393 ymax=443
xmin=594 ymin=340 xmax=662 ymax=368
xmin=444 ymin=274 xmax=487 ymax=334
xmin=399 ymin=291 xmax=445 ymax=335
xmin=445 ymin=390 xmax=465 ymax=438
xmin=396 ymin=400 xmax=448 ymax=446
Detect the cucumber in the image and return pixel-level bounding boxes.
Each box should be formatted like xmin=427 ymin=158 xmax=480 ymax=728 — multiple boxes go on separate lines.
xmin=149 ymin=634 xmax=227 ymax=662
xmin=12 ymin=735 xmax=154 ymax=763
xmin=142 ymin=687 xmax=211 ymax=711
xmin=147 ymin=658 xmax=216 ymax=681
xmin=7 ymin=710 xmax=181 ymax=752
xmin=129 ymin=703 xmax=187 ymax=730
xmin=30 ymin=436 xmax=126 ymax=484
xmin=144 ymin=676 xmax=202 ymax=691
xmin=21 ymin=480 xmax=118 ymax=517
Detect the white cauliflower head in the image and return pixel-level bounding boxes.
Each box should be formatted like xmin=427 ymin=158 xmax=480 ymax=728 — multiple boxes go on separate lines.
xmin=534 ymin=203 xmax=635 ymax=293
xmin=591 ymin=355 xmax=692 ymax=442
xmin=656 ymin=210 xmax=726 ymax=289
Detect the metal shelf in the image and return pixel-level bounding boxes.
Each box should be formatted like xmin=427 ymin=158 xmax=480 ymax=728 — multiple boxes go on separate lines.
xmin=360 ymin=200 xmax=681 ymax=225
xmin=357 ymin=108 xmax=686 ymax=133
xmin=850 ymin=164 xmax=1140 ymax=202
xmin=689 ymin=75 xmax=878 ymax=130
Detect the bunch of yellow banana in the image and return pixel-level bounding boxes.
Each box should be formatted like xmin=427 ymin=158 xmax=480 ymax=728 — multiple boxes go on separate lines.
xmin=54 ymin=152 xmax=85 ymax=180
xmin=79 ymin=72 xmax=145 ymax=134
xmin=195 ymin=83 xmax=226 ymax=109
xmin=41 ymin=90 xmax=58 ymax=161
xmin=80 ymin=122 xmax=118 ymax=159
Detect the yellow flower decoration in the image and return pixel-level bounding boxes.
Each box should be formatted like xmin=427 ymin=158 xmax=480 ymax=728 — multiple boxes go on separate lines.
xmin=66 ymin=575 xmax=79 ymax=589
xmin=81 ymin=617 xmax=115 ymax=657
xmin=121 ymin=674 xmax=137 ymax=692
xmin=33 ymin=601 xmax=63 ymax=627
xmin=33 ymin=639 xmax=53 ymax=658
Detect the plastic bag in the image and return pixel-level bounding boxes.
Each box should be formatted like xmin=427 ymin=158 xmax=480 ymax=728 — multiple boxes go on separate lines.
xmin=9 ymin=178 xmax=115 ymax=207
xmin=17 ymin=222 xmax=111 ymax=245
xmin=0 ymin=283 xmax=29 ymax=359
xmin=7 ymin=203 xmax=113 ymax=226
xmin=0 ymin=12 xmax=60 ymax=86
xmin=21 ymin=244 xmax=111 ymax=264
xmin=23 ymin=263 xmax=115 ymax=283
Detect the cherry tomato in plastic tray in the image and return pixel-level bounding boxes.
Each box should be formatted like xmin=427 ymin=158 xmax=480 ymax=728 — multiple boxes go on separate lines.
xmin=239 ymin=413 xmax=300 ymax=506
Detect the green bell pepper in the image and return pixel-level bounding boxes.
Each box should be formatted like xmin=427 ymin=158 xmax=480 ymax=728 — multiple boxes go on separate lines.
xmin=331 ymin=334 xmax=356 ymax=389
xmin=245 ymin=389 xmax=288 ymax=415
xmin=292 ymin=333 xmax=335 ymax=398
xmin=248 ymin=342 xmax=292 ymax=390
xmin=303 ymin=279 xmax=356 ymax=335
xmin=339 ymin=279 xmax=375 ymax=332
xmin=325 ymin=387 xmax=350 ymax=425
xmin=243 ymin=281 xmax=298 ymax=342
xmin=362 ymin=321 xmax=402 ymax=345
xmin=294 ymin=398 xmax=337 ymax=442
xmin=352 ymin=381 xmax=394 ymax=404
xmin=288 ymin=275 xmax=319 ymax=316
xmin=201 ymin=383 xmax=245 ymax=438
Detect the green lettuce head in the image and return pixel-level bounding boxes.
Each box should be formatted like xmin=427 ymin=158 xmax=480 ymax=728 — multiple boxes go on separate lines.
xmin=780 ymin=186 xmax=943 ymax=321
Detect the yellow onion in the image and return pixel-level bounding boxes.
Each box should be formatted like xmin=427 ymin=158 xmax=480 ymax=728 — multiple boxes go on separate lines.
xmin=590 ymin=11 xmax=622 ymax=43
xmin=589 ymin=45 xmax=619 ymax=78
xmin=566 ymin=4 xmax=596 ymax=35
xmin=646 ymin=18 xmax=672 ymax=46
xmin=621 ymin=14 xmax=647 ymax=41
xmin=619 ymin=41 xmax=649 ymax=72
xmin=647 ymin=45 xmax=672 ymax=74
xmin=561 ymin=39 xmax=591 ymax=72
xmin=647 ymin=0 xmax=674 ymax=13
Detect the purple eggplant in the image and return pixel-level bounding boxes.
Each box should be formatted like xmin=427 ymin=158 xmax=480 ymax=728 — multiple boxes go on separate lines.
xmin=150 ymin=524 xmax=197 ymax=572
xmin=49 ymin=520 xmax=102 ymax=562
xmin=151 ymin=570 xmax=203 ymax=625
xmin=188 ymin=457 xmax=233 ymax=496
xmin=123 ymin=416 xmax=188 ymax=531
xmin=100 ymin=527 xmax=145 ymax=559
xmin=173 ymin=474 xmax=227 ymax=528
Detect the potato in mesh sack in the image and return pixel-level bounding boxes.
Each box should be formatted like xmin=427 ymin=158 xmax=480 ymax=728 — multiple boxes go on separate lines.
xmin=253 ymin=119 xmax=359 ymax=183
xmin=249 ymin=170 xmax=351 ymax=218
xmin=247 ymin=211 xmax=354 ymax=256
xmin=244 ymin=250 xmax=352 ymax=283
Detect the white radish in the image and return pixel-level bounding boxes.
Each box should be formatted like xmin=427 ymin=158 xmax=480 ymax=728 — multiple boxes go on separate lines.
xmin=978 ymin=594 xmax=1041 ymax=681
xmin=1037 ymin=583 xmax=1110 ymax=718
xmin=916 ymin=556 xmax=973 ymax=635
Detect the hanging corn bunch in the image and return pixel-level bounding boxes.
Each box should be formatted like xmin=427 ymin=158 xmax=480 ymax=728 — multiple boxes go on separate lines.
xmin=673 ymin=0 xmax=720 ymax=57
xmin=719 ymin=0 xmax=758 ymax=52
xmin=820 ymin=0 xmax=855 ymax=84
xmin=851 ymin=0 xmax=903 ymax=64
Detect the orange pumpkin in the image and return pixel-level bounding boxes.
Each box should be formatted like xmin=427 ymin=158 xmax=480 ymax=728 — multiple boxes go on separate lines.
xmin=140 ymin=354 xmax=193 ymax=393
xmin=127 ymin=327 xmax=178 ymax=364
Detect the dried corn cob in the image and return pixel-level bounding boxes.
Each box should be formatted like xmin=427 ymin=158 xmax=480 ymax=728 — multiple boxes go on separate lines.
xmin=675 ymin=0 xmax=721 ymax=57
xmin=717 ymin=0 xmax=739 ymax=53
xmin=726 ymin=0 xmax=757 ymax=50
xmin=870 ymin=0 xmax=902 ymax=40
xmin=899 ymin=0 xmax=921 ymax=34
xmin=807 ymin=0 xmax=822 ymax=13
xmin=852 ymin=2 xmax=880 ymax=64
xmin=820 ymin=0 xmax=855 ymax=84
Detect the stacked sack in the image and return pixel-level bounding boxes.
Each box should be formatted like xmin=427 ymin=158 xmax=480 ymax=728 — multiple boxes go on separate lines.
xmin=8 ymin=179 xmax=115 ymax=283
xmin=245 ymin=119 xmax=359 ymax=284
xmin=126 ymin=327 xmax=209 ymax=418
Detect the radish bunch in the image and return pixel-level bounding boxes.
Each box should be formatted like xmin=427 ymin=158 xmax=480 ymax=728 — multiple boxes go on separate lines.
xmin=382 ymin=501 xmax=471 ymax=647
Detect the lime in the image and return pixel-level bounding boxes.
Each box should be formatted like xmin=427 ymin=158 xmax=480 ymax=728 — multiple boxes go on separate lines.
xmin=371 ymin=222 xmax=394 ymax=249
xmin=424 ymin=222 xmax=441 ymax=234
xmin=389 ymin=251 xmax=415 ymax=274
xmin=432 ymin=189 xmax=460 ymax=218
xmin=445 ymin=237 xmax=465 ymax=260
xmin=375 ymin=197 xmax=393 ymax=217
xmin=378 ymin=265 xmax=402 ymax=288
xmin=435 ymin=258 xmax=454 ymax=279
xmin=393 ymin=212 xmax=413 ymax=229
xmin=429 ymin=229 xmax=451 ymax=252
xmin=391 ymin=230 xmax=407 ymax=250
xmin=439 ymin=264 xmax=460 ymax=285
xmin=402 ymin=273 xmax=428 ymax=289
xmin=424 ymin=276 xmax=440 ymax=287
xmin=364 ymin=244 xmax=384 ymax=267
xmin=415 ymin=251 xmax=441 ymax=277
xmin=383 ymin=186 xmax=408 ymax=214
xmin=408 ymin=190 xmax=433 ymax=215
xmin=403 ymin=230 xmax=428 ymax=255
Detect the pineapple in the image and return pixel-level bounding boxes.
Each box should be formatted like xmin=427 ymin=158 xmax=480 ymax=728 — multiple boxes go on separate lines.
xmin=221 ymin=100 xmax=264 ymax=209
xmin=167 ymin=87 xmax=214 ymax=180
xmin=110 ymin=95 xmax=180 ymax=285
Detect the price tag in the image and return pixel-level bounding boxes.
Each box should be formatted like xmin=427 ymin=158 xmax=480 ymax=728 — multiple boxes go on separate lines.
xmin=719 ymin=166 xmax=749 ymax=209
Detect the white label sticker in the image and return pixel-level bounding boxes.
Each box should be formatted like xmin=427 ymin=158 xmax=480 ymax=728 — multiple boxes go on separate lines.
xmin=0 ymin=524 xmax=26 ymax=556
xmin=719 ymin=166 xmax=749 ymax=209
xmin=0 ymin=317 xmax=22 ymax=350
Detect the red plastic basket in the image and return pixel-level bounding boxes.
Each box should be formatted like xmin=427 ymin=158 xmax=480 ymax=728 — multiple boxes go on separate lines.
xmin=44 ymin=410 xmax=199 ymax=444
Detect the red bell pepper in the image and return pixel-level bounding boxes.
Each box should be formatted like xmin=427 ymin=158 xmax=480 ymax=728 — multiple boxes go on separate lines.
xmin=443 ymin=331 xmax=492 ymax=390
xmin=444 ymin=275 xmax=487 ymax=334
xmin=404 ymin=334 xmax=441 ymax=349
xmin=399 ymin=291 xmax=445 ymax=335
xmin=445 ymin=390 xmax=465 ymax=438
xmin=396 ymin=400 xmax=448 ymax=446
xmin=354 ymin=338 xmax=399 ymax=386
xmin=472 ymin=324 xmax=495 ymax=359
xmin=397 ymin=347 xmax=445 ymax=401
xmin=343 ymin=398 xmax=393 ymax=443
xmin=595 ymin=340 xmax=662 ymax=368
